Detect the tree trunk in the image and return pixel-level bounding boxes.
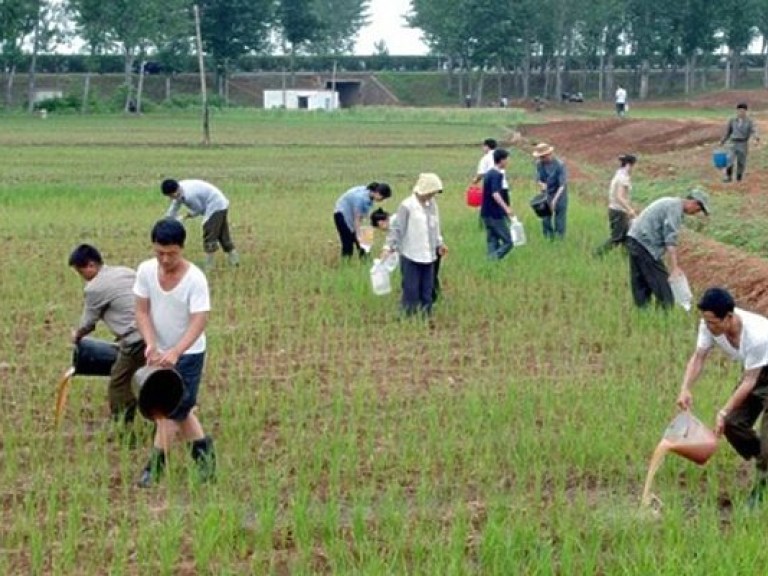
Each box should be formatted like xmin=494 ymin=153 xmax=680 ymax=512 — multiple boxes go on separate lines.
xmin=725 ymin=48 xmax=732 ymax=89
xmin=475 ymin=67 xmax=486 ymax=106
xmin=555 ymin=54 xmax=564 ymax=100
xmin=5 ymin=65 xmax=16 ymax=109
xmin=82 ymin=72 xmax=91 ymax=114
xmin=542 ymin=58 xmax=551 ymax=99
xmin=605 ymin=54 xmax=615 ymax=102
xmin=165 ymin=75 xmax=172 ymax=102
xmin=522 ymin=55 xmax=531 ymax=99
xmin=136 ymin=60 xmax=147 ymax=114
xmin=123 ymin=51 xmax=135 ymax=113
xmin=290 ymin=44 xmax=296 ymax=88
xmin=598 ymin=53 xmax=605 ymax=101
xmin=27 ymin=20 xmax=41 ymax=114
xmin=639 ymin=58 xmax=650 ymax=100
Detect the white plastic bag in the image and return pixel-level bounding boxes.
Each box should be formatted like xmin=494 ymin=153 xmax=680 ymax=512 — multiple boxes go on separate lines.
xmin=382 ymin=251 xmax=399 ymax=273
xmin=370 ymin=259 xmax=391 ymax=296
xmin=669 ymin=273 xmax=692 ymax=311
xmin=510 ymin=217 xmax=526 ymax=246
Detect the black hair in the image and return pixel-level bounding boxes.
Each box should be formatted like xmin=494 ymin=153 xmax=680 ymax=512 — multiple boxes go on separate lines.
xmin=493 ymin=148 xmax=509 ymax=164
xmin=68 ymin=244 xmax=103 ymax=268
xmin=619 ymin=154 xmax=637 ymax=167
xmin=697 ymin=287 xmax=735 ymax=319
xmin=737 ymin=102 xmax=749 ymax=110
xmin=370 ymin=207 xmax=390 ymax=227
xmin=151 ymin=218 xmax=186 ymax=247
xmin=367 ymin=182 xmax=392 ymax=199
xmin=484 ymin=138 xmax=498 ymax=150
xmin=161 ymin=179 xmax=180 ymax=196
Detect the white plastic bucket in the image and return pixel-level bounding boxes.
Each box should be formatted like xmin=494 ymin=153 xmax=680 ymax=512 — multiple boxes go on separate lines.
xmin=382 ymin=251 xmax=399 ymax=273
xmin=370 ymin=260 xmax=391 ymax=296
xmin=510 ymin=217 xmax=526 ymax=246
xmin=669 ymin=274 xmax=693 ymax=311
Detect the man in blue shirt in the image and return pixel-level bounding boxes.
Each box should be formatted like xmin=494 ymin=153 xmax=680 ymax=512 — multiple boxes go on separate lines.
xmin=481 ymin=149 xmax=515 ymax=260
xmin=333 ymin=182 xmax=391 ymax=259
xmin=533 ymin=143 xmax=568 ymax=239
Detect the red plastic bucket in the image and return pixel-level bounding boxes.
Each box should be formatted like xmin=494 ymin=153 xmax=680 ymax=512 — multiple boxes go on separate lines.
xmin=466 ymin=186 xmax=482 ymax=207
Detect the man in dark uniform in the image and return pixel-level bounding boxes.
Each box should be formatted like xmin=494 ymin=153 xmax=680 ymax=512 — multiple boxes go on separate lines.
xmin=720 ymin=102 xmax=760 ymax=183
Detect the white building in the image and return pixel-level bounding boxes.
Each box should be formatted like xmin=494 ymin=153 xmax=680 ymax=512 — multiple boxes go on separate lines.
xmin=263 ymin=90 xmax=339 ymax=111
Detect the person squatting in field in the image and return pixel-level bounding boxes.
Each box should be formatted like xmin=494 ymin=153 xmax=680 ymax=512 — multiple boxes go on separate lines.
xmin=595 ymin=154 xmax=638 ymax=256
xmin=69 ymin=244 xmax=146 ymax=431
xmin=625 ymin=190 xmax=709 ymax=309
xmin=533 ymin=143 xmax=568 ymax=240
xmin=161 ymin=178 xmax=239 ymax=271
xmin=720 ymin=102 xmax=760 ymax=183
xmin=481 ymin=148 xmax=515 ymax=260
xmin=333 ymin=182 xmax=391 ymax=259
xmin=133 ymin=218 xmax=216 ymax=488
xmin=677 ymin=287 xmax=768 ymax=508
xmin=380 ymin=173 xmax=447 ymax=317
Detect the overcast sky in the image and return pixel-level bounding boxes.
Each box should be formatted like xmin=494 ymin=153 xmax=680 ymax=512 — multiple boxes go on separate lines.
xmin=354 ymin=0 xmax=428 ymax=56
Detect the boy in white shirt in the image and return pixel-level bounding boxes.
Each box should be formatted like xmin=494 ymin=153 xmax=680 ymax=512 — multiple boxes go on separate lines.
xmin=133 ymin=218 xmax=215 ymax=487
xmin=162 ymin=178 xmax=239 ymax=271
xmin=677 ymin=287 xmax=768 ymax=507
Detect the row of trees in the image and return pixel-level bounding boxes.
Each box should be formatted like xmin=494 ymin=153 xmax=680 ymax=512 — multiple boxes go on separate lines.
xmin=0 ymin=0 xmax=370 ymax=111
xmin=408 ymin=0 xmax=768 ymax=104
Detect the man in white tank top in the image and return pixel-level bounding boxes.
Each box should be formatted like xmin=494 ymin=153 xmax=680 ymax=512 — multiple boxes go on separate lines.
xmin=133 ymin=218 xmax=216 ymax=487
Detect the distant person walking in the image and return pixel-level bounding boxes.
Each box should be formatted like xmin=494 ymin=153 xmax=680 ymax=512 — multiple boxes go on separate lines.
xmin=381 ymin=173 xmax=446 ymax=317
xmin=161 ymin=179 xmax=239 ymax=271
xmin=677 ymin=287 xmax=768 ymax=507
xmin=481 ymin=149 xmax=515 ymax=260
xmin=333 ymin=182 xmax=391 ymax=260
xmin=533 ymin=143 xmax=568 ymax=240
xmin=615 ymin=85 xmax=628 ymax=117
xmin=720 ymin=102 xmax=760 ymax=183
xmin=595 ymin=154 xmax=638 ymax=256
xmin=68 ymin=244 xmax=145 ymax=429
xmin=626 ymin=190 xmax=710 ymax=309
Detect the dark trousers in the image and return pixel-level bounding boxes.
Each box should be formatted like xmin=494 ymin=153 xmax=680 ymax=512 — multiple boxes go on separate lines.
xmin=400 ymin=255 xmax=435 ymax=316
xmin=724 ymin=367 xmax=768 ymax=471
xmin=333 ymin=212 xmax=364 ymax=259
xmin=542 ymin=194 xmax=568 ymax=239
xmin=626 ymin=237 xmax=674 ymax=309
xmin=483 ymin=216 xmax=514 ymax=260
xmin=726 ymin=142 xmax=748 ymax=181
xmin=595 ymin=209 xmax=631 ymax=256
xmin=203 ymin=209 xmax=235 ymax=253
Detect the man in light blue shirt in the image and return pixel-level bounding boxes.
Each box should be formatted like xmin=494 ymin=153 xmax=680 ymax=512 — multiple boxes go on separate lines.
xmin=162 ymin=179 xmax=239 ymax=271
xmin=333 ymin=182 xmax=391 ymax=259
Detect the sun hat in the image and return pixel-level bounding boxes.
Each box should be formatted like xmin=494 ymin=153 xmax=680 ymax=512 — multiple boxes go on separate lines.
xmin=686 ymin=188 xmax=711 ymax=215
xmin=532 ymin=142 xmax=554 ymax=158
xmin=413 ymin=173 xmax=443 ymax=196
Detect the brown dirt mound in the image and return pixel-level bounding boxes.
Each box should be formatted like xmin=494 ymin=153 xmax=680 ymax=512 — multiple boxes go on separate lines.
xmin=691 ymin=89 xmax=768 ymax=110
xmin=520 ymin=119 xmax=721 ymax=164
xmin=681 ymin=232 xmax=768 ymax=315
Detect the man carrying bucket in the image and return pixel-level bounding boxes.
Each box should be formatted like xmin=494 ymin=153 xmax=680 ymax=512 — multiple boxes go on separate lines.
xmin=720 ymin=102 xmax=760 ymax=183
xmin=69 ymin=244 xmax=145 ymax=431
xmin=133 ymin=218 xmax=215 ymax=487
xmin=677 ymin=287 xmax=768 ymax=507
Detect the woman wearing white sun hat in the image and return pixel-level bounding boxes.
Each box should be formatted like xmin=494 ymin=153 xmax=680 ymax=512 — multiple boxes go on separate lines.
xmin=381 ymin=173 xmax=447 ymax=317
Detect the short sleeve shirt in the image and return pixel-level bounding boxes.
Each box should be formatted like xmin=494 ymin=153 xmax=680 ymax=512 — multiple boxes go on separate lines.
xmin=608 ymin=168 xmax=632 ymax=211
xmin=696 ymin=308 xmax=768 ymax=371
xmin=477 ymin=151 xmax=495 ymax=176
xmin=480 ymin=168 xmax=509 ymax=219
xmin=334 ymin=186 xmax=374 ymax=231
xmin=133 ymin=259 xmax=210 ymax=354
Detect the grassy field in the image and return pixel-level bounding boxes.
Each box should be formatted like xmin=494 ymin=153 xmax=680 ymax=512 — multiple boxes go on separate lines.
xmin=0 ymin=108 xmax=764 ymax=574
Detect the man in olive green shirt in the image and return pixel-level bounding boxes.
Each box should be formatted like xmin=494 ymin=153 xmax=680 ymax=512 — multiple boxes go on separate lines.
xmin=720 ymin=102 xmax=760 ymax=183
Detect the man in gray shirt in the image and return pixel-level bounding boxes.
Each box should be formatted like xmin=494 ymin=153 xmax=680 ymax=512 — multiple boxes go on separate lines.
xmin=720 ymin=102 xmax=760 ymax=183
xmin=626 ymin=190 xmax=709 ymax=308
xmin=69 ymin=244 xmax=145 ymax=427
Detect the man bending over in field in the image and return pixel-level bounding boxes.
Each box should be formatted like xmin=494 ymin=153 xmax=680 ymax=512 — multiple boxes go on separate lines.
xmin=677 ymin=287 xmax=768 ymax=508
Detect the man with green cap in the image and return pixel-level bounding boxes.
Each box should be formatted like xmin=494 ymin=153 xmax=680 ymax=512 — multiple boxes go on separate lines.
xmin=625 ymin=189 xmax=710 ymax=309
xmin=720 ymin=102 xmax=760 ymax=183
